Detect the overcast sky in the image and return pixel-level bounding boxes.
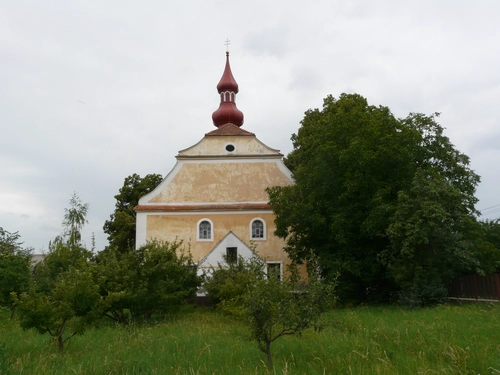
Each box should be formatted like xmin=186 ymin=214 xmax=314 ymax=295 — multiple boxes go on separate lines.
xmin=1 ymin=0 xmax=499 ymax=252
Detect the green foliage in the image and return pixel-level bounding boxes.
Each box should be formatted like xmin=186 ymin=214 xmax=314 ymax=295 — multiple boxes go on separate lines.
xmin=103 ymin=173 xmax=163 ymax=252
xmin=476 ymin=219 xmax=500 ymax=273
xmin=268 ymin=93 xmax=481 ymax=303
xmin=15 ymin=267 xmax=100 ymax=351
xmin=0 ymin=228 xmax=32 ymax=316
xmin=382 ymin=168 xmax=481 ymax=305
xmin=397 ymin=281 xmax=449 ymax=308
xmin=96 ymin=240 xmax=201 ymax=321
xmin=203 ymin=255 xmax=265 ymax=308
xmin=13 ymin=193 xmax=100 ymax=351
xmin=33 ymin=193 xmax=93 ymax=293
xmin=204 ymin=256 xmax=337 ymax=369
xmin=242 ymin=263 xmax=337 ymax=369
xmin=62 ymin=192 xmax=89 ymax=247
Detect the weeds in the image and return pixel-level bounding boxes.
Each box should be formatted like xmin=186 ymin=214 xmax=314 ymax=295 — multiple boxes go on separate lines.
xmin=1 ymin=303 xmax=499 ymax=374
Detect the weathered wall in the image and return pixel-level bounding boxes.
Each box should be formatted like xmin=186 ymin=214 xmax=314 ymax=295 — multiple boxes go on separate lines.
xmin=146 ymin=212 xmax=287 ymax=263
xmin=148 ymin=162 xmax=291 ymax=203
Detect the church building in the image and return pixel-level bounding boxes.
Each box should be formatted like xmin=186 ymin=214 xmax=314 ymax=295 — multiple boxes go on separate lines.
xmin=135 ymin=51 xmax=294 ymax=279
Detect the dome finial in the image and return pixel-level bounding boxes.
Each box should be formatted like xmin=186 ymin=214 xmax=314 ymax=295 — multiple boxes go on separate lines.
xmin=212 ymin=45 xmax=244 ymax=128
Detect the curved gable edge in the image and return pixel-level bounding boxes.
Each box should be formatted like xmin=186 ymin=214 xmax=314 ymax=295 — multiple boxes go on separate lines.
xmin=137 ymin=160 xmax=184 ymax=205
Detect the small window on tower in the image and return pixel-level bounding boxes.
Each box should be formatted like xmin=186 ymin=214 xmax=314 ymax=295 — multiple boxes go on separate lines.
xmin=226 ymin=247 xmax=237 ymax=263
xmin=225 ymin=144 xmax=235 ymax=152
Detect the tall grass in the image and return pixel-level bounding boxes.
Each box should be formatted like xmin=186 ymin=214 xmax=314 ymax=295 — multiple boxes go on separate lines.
xmin=1 ymin=303 xmax=499 ymax=374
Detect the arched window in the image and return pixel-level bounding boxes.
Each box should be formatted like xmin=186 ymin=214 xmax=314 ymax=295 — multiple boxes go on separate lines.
xmin=251 ymin=218 xmax=266 ymax=240
xmin=197 ymin=219 xmax=213 ymax=241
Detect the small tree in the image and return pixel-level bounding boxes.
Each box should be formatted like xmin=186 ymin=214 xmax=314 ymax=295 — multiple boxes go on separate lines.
xmin=14 ymin=193 xmax=100 ymax=351
xmin=0 ymin=228 xmax=32 ymax=318
xmin=15 ymin=267 xmax=100 ymax=351
xmin=36 ymin=193 xmax=92 ymax=289
xmin=243 ymin=263 xmax=336 ymax=369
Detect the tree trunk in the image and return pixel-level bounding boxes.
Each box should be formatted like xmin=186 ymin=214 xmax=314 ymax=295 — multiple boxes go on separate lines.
xmin=57 ymin=334 xmax=64 ymax=352
xmin=266 ymin=341 xmax=273 ymax=369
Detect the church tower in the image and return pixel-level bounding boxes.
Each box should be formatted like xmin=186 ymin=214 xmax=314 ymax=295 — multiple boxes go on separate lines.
xmin=135 ymin=51 xmax=294 ymax=280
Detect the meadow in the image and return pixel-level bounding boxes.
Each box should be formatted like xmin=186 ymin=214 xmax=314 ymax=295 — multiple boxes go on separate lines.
xmin=1 ymin=303 xmax=499 ymax=374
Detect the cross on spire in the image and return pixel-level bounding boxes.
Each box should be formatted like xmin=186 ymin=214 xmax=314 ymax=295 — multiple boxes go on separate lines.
xmin=225 ymin=38 xmax=231 ymax=53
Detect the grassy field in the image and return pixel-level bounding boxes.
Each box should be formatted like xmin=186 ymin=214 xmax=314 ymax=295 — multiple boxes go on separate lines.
xmin=1 ymin=303 xmax=499 ymax=374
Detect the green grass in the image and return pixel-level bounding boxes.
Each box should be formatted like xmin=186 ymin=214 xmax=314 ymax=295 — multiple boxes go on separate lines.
xmin=1 ymin=303 xmax=500 ymax=374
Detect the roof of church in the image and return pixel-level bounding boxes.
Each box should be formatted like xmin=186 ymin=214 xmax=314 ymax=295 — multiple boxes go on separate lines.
xmin=205 ymin=123 xmax=254 ymax=136
xmin=212 ymin=52 xmax=244 ymax=128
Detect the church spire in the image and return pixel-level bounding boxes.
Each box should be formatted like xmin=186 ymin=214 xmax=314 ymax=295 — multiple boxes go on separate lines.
xmin=212 ymin=49 xmax=244 ymax=128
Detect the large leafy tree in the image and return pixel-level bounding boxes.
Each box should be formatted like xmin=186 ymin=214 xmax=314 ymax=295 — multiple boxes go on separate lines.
xmin=268 ymin=94 xmax=481 ymax=302
xmin=0 ymin=228 xmax=32 ymax=318
xmin=103 ymin=173 xmax=163 ymax=251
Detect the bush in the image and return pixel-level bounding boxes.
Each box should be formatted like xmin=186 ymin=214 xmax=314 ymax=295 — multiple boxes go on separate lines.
xmin=398 ymin=281 xmax=448 ymax=308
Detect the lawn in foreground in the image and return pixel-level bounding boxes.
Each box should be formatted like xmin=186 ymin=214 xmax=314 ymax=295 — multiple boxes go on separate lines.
xmin=1 ymin=303 xmax=499 ymax=374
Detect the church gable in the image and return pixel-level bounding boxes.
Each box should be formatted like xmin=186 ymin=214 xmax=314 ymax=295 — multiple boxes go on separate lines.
xmin=198 ymin=231 xmax=261 ymax=270
xmin=177 ymin=133 xmax=282 ymax=158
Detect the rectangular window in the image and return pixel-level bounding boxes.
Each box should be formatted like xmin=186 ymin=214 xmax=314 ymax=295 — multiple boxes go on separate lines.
xmin=267 ymin=262 xmax=282 ymax=280
xmin=226 ymin=247 xmax=237 ymax=263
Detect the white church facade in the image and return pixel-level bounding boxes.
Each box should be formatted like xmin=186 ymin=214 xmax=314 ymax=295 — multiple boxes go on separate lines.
xmin=135 ymin=52 xmax=294 ymax=279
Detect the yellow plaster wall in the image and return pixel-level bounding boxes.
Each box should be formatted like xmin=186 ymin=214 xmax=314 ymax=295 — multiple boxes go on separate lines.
xmin=149 ymin=162 xmax=291 ymax=203
xmin=146 ymin=213 xmax=289 ymax=263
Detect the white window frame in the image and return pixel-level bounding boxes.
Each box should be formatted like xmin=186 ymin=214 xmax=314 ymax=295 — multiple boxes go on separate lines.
xmin=250 ymin=218 xmax=266 ymax=240
xmin=197 ymin=218 xmax=214 ymax=241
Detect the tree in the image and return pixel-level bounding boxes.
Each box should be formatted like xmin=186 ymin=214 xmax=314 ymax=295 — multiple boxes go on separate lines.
xmin=96 ymin=240 xmax=201 ymax=321
xmin=103 ymin=173 xmax=163 ymax=252
xmin=0 ymin=228 xmax=32 ymax=318
xmin=268 ymin=94 xmax=481 ymax=302
xmin=34 ymin=193 xmax=92 ymax=291
xmin=475 ymin=219 xmax=500 ymax=274
xmin=15 ymin=193 xmax=100 ymax=350
xmin=242 ymin=263 xmax=336 ymax=369
xmin=382 ymin=169 xmax=481 ymax=305
xmin=204 ymin=255 xmax=336 ymax=369
xmin=15 ymin=267 xmax=100 ymax=351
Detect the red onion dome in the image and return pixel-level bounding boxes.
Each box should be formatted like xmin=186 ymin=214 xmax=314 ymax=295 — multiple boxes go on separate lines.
xmin=212 ymin=52 xmax=244 ymax=127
